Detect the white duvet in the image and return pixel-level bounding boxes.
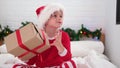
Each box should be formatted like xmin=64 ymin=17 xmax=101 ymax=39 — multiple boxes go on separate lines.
xmin=72 ymin=50 xmax=117 ymax=68
xmin=0 ymin=41 xmax=118 ymax=68
xmin=0 ymin=51 xmax=117 ymax=68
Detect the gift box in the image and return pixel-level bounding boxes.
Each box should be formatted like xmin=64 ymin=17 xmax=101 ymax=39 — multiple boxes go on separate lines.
xmin=4 ymin=23 xmax=50 ymax=61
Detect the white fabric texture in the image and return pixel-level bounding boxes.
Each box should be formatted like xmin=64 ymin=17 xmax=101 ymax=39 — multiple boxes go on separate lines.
xmin=71 ymin=41 xmax=104 ymax=57
xmin=0 ymin=53 xmax=25 ymax=68
xmin=72 ymin=50 xmax=117 ymax=68
xmin=59 ymin=48 xmax=67 ymax=56
xmin=0 ymin=41 xmax=118 ymax=68
xmin=0 ymin=44 xmax=7 ymax=53
xmin=84 ymin=50 xmax=117 ymax=68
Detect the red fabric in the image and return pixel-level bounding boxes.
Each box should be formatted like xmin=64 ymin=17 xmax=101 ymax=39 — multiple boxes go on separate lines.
xmin=36 ymin=6 xmax=45 ymax=16
xmin=64 ymin=63 xmax=69 ymax=68
xmin=27 ymin=30 xmax=72 ymax=67
xmin=70 ymin=60 xmax=77 ymax=68
xmin=13 ymin=64 xmax=36 ymax=68
xmin=59 ymin=59 xmax=77 ymax=68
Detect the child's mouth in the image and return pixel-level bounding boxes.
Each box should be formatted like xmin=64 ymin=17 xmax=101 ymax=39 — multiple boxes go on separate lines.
xmin=58 ymin=22 xmax=62 ymax=24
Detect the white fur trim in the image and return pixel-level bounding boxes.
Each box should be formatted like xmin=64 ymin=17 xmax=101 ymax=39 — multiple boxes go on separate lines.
xmin=59 ymin=48 xmax=67 ymax=56
xmin=66 ymin=61 xmax=74 ymax=68
xmin=37 ymin=3 xmax=64 ymax=28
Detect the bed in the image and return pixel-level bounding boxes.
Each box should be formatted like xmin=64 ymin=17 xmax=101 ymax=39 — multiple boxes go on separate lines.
xmin=0 ymin=35 xmax=118 ymax=68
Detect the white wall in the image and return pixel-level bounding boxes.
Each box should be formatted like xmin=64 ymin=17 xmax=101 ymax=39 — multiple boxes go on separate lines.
xmin=0 ymin=0 xmax=106 ymax=32
xmin=105 ymin=0 xmax=120 ymax=67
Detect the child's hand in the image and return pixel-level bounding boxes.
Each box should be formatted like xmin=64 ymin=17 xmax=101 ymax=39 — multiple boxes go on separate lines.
xmin=50 ymin=32 xmax=65 ymax=53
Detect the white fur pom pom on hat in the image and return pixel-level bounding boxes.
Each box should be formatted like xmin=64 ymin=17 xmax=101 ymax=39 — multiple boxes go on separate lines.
xmin=36 ymin=3 xmax=64 ymax=28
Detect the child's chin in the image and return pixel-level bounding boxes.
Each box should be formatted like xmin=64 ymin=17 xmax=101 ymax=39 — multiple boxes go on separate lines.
xmin=53 ymin=25 xmax=60 ymax=28
xmin=56 ymin=26 xmax=61 ymax=29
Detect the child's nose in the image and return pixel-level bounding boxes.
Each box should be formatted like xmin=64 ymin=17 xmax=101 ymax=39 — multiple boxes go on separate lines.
xmin=57 ymin=16 xmax=62 ymax=21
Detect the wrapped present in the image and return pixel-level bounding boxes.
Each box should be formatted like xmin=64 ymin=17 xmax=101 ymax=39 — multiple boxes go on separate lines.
xmin=4 ymin=23 xmax=50 ymax=61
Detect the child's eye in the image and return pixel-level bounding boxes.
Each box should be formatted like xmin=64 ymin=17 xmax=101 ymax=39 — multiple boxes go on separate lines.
xmin=53 ymin=15 xmax=57 ymax=17
xmin=60 ymin=15 xmax=63 ymax=18
xmin=50 ymin=14 xmax=57 ymax=18
xmin=51 ymin=14 xmax=62 ymax=18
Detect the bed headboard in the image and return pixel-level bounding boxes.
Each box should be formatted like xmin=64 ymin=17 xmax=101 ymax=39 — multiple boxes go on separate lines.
xmin=100 ymin=33 xmax=105 ymax=44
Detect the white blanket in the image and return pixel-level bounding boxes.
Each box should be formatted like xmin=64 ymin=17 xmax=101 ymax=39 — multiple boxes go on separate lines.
xmin=0 ymin=54 xmax=25 ymax=68
xmin=0 ymin=51 xmax=117 ymax=68
xmin=0 ymin=41 xmax=118 ymax=68
xmin=72 ymin=50 xmax=117 ymax=68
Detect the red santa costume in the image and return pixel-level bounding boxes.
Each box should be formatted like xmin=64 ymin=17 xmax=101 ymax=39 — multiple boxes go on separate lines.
xmin=26 ymin=3 xmax=77 ymax=68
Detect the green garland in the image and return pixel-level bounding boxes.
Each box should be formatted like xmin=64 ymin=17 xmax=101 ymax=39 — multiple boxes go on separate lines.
xmin=0 ymin=24 xmax=13 ymax=40
xmin=20 ymin=21 xmax=30 ymax=28
xmin=78 ymin=24 xmax=102 ymax=39
xmin=62 ymin=24 xmax=102 ymax=41
xmin=0 ymin=21 xmax=30 ymax=41
xmin=62 ymin=28 xmax=79 ymax=41
xmin=0 ymin=22 xmax=102 ymax=41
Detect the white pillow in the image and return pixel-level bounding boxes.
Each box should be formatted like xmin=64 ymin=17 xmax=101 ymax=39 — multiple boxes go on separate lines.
xmin=0 ymin=53 xmax=15 ymax=64
xmin=0 ymin=44 xmax=7 ymax=53
xmin=1 ymin=41 xmax=104 ymax=58
xmin=0 ymin=53 xmax=25 ymax=67
xmin=71 ymin=41 xmax=104 ymax=57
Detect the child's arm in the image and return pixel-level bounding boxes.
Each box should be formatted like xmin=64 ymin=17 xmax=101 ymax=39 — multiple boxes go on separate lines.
xmin=51 ymin=31 xmax=72 ymax=61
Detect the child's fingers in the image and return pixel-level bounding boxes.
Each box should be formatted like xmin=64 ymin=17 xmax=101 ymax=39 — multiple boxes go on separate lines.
xmin=55 ymin=32 xmax=62 ymax=41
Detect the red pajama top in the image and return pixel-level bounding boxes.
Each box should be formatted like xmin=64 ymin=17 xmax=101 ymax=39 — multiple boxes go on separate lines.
xmin=26 ymin=30 xmax=72 ymax=67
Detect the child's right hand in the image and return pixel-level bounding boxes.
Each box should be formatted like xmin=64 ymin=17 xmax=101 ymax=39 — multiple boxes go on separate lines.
xmin=50 ymin=32 xmax=65 ymax=53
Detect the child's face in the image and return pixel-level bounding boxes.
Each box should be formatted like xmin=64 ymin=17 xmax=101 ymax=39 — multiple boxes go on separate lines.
xmin=45 ymin=10 xmax=63 ymax=29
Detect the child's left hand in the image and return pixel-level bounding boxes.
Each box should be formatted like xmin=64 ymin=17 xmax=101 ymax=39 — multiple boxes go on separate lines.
xmin=50 ymin=32 xmax=65 ymax=53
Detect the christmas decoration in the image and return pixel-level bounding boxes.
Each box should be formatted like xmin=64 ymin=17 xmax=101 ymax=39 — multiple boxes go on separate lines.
xmin=78 ymin=24 xmax=102 ymax=40
xmin=62 ymin=28 xmax=79 ymax=41
xmin=0 ymin=21 xmax=32 ymax=41
xmin=20 ymin=21 xmax=30 ymax=28
xmin=0 ymin=24 xmax=3 ymax=45
xmin=0 ymin=24 xmax=13 ymax=41
xmin=77 ymin=24 xmax=92 ymax=38
xmin=0 ymin=22 xmax=102 ymax=42
xmin=77 ymin=24 xmax=102 ymax=40
xmin=91 ymin=28 xmax=102 ymax=40
xmin=0 ymin=24 xmax=13 ymax=45
xmin=62 ymin=24 xmax=102 ymax=41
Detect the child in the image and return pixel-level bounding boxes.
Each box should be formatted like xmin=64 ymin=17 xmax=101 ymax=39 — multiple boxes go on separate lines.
xmin=26 ymin=3 xmax=76 ymax=68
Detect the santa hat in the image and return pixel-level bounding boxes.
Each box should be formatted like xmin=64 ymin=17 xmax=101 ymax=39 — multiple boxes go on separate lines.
xmin=36 ymin=3 xmax=64 ymax=28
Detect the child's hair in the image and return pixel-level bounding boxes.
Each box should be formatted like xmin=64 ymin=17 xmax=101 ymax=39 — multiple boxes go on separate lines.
xmin=36 ymin=3 xmax=64 ymax=28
